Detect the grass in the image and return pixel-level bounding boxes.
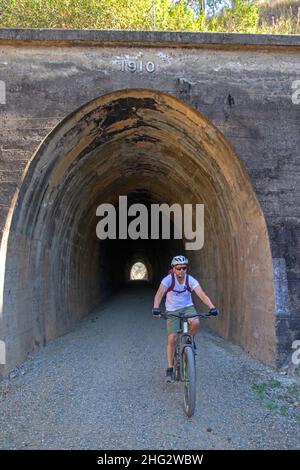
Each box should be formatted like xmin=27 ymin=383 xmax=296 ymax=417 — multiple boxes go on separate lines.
xmin=252 ymin=382 xmax=267 ymax=400
xmin=252 ymin=378 xmax=300 ymax=421
xmin=252 ymin=379 xmax=281 ymax=400
xmin=294 ymin=412 xmax=300 ymax=421
xmin=287 ymin=384 xmax=300 ymax=400
xmin=280 ymin=405 xmax=289 ymax=416
xmin=268 ymin=379 xmax=281 ymax=389
xmin=266 ymin=399 xmax=278 ymax=411
xmin=256 ymin=0 xmax=300 ymax=33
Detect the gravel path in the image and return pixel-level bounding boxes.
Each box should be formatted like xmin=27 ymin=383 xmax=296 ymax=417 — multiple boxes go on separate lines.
xmin=0 ymin=283 xmax=299 ymax=450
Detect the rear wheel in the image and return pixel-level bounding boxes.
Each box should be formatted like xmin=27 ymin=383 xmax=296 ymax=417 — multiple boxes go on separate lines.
xmin=183 ymin=346 xmax=196 ymax=417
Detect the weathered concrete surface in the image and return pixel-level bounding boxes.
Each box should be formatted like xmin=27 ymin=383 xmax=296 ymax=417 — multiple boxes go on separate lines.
xmin=1 ymin=28 xmax=300 ymax=48
xmin=0 ymin=29 xmax=299 ymax=377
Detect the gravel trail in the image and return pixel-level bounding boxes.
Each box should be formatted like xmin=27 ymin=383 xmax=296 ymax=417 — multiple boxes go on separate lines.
xmin=0 ymin=283 xmax=299 ymax=450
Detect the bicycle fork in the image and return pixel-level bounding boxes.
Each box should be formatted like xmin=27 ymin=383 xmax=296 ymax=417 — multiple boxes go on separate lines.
xmin=180 ymin=338 xmax=195 ymax=379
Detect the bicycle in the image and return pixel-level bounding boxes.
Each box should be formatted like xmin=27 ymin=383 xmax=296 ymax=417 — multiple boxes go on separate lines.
xmin=159 ymin=311 xmax=215 ymax=418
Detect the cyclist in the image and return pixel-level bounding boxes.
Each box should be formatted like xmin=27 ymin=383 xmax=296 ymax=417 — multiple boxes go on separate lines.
xmin=152 ymin=255 xmax=218 ymax=383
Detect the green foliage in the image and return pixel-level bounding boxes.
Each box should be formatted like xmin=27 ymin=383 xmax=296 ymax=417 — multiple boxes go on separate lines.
xmin=280 ymin=405 xmax=288 ymax=416
xmin=0 ymin=0 xmax=299 ymax=33
xmin=268 ymin=379 xmax=281 ymax=388
xmin=0 ymin=0 xmax=205 ymax=30
xmin=207 ymin=0 xmax=260 ymax=33
xmin=266 ymin=399 xmax=278 ymax=410
xmin=287 ymin=384 xmax=300 ymax=400
xmin=252 ymin=379 xmax=300 ymax=420
xmin=252 ymin=382 xmax=267 ymax=400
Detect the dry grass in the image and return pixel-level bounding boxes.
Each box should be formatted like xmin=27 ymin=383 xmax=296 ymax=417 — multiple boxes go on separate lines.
xmin=257 ymin=0 xmax=300 ymax=19
xmin=256 ymin=0 xmax=300 ymax=33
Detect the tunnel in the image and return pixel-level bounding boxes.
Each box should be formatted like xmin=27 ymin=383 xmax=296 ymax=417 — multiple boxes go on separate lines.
xmin=0 ymin=88 xmax=277 ymax=375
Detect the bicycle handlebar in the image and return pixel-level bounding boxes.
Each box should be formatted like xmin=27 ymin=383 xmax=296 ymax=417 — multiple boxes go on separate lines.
xmin=159 ymin=312 xmax=214 ymax=320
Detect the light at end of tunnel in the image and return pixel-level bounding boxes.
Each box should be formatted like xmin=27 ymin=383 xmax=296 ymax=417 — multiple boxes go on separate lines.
xmin=130 ymin=262 xmax=149 ymax=281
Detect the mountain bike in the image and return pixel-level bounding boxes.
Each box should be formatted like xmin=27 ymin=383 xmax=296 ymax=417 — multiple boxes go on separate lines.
xmin=160 ymin=311 xmax=214 ymax=418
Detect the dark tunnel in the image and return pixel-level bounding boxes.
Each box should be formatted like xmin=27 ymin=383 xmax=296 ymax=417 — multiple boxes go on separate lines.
xmin=0 ymin=88 xmax=277 ymax=376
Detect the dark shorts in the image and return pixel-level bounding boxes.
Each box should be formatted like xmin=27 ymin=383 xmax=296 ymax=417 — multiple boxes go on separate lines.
xmin=166 ymin=305 xmax=197 ymax=336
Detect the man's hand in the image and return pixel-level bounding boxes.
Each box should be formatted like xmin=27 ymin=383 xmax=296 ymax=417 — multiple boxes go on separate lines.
xmin=152 ymin=307 xmax=161 ymax=317
xmin=209 ymin=307 xmax=219 ymax=316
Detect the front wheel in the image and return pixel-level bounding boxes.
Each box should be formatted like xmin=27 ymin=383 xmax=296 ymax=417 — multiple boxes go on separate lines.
xmin=183 ymin=346 xmax=196 ymax=417
xmin=174 ymin=342 xmax=181 ymax=382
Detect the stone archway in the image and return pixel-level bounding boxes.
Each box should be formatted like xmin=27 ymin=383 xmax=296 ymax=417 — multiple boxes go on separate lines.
xmin=0 ymin=88 xmax=276 ymax=377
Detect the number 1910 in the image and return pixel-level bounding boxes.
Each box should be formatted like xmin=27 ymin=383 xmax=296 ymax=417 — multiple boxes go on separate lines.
xmin=121 ymin=60 xmax=156 ymax=73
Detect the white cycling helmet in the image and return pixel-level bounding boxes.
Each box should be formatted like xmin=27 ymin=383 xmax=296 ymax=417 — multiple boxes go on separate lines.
xmin=171 ymin=255 xmax=189 ymax=266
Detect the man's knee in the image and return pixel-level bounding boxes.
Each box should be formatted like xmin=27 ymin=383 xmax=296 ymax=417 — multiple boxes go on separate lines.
xmin=189 ymin=318 xmax=200 ymax=331
xmin=167 ymin=333 xmax=177 ymax=346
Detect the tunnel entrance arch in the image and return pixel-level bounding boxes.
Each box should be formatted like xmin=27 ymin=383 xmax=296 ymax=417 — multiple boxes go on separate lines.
xmin=0 ymin=88 xmax=276 ymax=375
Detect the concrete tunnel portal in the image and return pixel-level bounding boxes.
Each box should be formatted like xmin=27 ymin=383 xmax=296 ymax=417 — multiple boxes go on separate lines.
xmin=1 ymin=88 xmax=277 ymax=374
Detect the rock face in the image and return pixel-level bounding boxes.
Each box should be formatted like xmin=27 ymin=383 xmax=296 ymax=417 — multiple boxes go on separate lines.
xmin=0 ymin=29 xmax=299 ymax=376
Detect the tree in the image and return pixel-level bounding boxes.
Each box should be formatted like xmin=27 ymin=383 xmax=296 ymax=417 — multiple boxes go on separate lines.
xmin=0 ymin=0 xmax=298 ymax=33
xmin=185 ymin=0 xmax=231 ymax=15
xmin=208 ymin=0 xmax=259 ymax=32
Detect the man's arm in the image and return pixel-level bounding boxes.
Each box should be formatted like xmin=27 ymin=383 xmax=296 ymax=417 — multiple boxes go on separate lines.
xmin=193 ymin=284 xmax=215 ymax=309
xmin=153 ymin=283 xmax=168 ymax=308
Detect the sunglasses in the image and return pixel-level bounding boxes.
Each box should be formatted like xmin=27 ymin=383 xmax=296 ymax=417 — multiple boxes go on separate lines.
xmin=175 ymin=266 xmax=187 ymax=271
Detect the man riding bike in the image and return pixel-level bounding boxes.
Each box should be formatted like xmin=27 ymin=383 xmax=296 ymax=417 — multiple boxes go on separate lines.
xmin=152 ymin=255 xmax=218 ymax=383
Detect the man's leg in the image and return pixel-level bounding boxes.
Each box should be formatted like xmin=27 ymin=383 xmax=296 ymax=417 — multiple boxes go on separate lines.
xmin=189 ymin=318 xmax=200 ymax=335
xmin=184 ymin=305 xmax=200 ymax=337
xmin=166 ymin=333 xmax=178 ymax=368
xmin=165 ymin=315 xmax=180 ymax=383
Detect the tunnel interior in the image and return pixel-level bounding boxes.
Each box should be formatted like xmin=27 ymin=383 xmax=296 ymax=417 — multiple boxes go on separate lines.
xmin=97 ymin=191 xmax=184 ymax=292
xmin=1 ymin=88 xmax=277 ymax=373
